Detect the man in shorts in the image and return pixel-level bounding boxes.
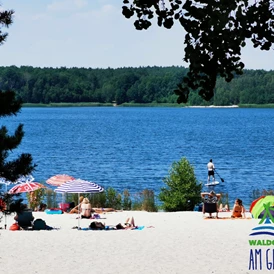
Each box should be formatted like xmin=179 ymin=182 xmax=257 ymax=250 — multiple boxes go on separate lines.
xmin=207 ymin=159 xmax=215 ymax=183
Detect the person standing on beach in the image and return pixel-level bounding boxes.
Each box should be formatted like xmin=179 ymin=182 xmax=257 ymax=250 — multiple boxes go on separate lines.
xmin=207 ymin=159 xmax=215 ymax=183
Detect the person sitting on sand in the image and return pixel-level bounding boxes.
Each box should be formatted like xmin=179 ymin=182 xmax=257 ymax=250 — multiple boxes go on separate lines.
xmin=80 ymin=198 xmax=94 ymax=219
xmin=231 ymin=198 xmax=246 ymax=218
xmin=69 ymin=196 xmax=84 ymax=214
xmin=38 ymin=203 xmax=47 ymax=212
xmin=14 ymin=204 xmax=35 ymax=230
xmin=201 ymin=191 xmax=221 ymax=218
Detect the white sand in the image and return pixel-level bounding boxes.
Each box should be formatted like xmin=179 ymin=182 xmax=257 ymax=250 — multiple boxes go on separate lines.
xmin=0 ymin=210 xmax=260 ymax=274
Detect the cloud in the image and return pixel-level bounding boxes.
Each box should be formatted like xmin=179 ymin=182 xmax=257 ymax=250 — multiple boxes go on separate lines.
xmin=47 ymin=0 xmax=88 ymax=12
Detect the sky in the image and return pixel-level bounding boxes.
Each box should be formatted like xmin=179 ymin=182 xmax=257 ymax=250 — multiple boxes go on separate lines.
xmin=0 ymin=0 xmax=273 ymax=70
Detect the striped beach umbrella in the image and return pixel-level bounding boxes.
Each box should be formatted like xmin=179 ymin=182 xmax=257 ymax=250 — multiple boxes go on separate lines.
xmin=46 ymin=174 xmax=75 ymax=187
xmin=250 ymin=195 xmax=274 ymax=219
xmin=8 ymin=182 xmax=46 ymax=194
xmin=54 ymin=179 xmax=104 ymax=194
xmin=54 ymin=179 xmax=104 ymax=228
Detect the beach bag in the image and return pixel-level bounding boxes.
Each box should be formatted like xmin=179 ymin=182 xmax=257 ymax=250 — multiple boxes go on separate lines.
xmin=33 ymin=219 xmax=47 ymax=230
xmin=9 ymin=223 xmax=20 ymax=231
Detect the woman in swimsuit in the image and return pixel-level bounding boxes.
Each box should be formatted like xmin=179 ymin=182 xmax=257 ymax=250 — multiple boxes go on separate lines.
xmin=231 ymin=198 xmax=246 ymax=218
xmin=80 ymin=198 xmax=94 ymax=219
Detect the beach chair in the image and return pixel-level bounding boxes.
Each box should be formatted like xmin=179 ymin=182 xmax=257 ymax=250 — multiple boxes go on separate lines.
xmin=203 ymin=202 xmax=218 ymax=218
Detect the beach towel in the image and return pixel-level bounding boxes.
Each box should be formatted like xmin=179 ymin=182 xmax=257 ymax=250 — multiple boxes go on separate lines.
xmin=204 ymin=216 xmax=252 ymax=220
xmin=77 ymin=226 xmax=145 ymax=231
xmin=45 ymin=209 xmax=63 ymax=215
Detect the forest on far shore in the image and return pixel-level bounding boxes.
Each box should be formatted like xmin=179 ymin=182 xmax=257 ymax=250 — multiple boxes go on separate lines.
xmin=0 ymin=65 xmax=273 ymax=106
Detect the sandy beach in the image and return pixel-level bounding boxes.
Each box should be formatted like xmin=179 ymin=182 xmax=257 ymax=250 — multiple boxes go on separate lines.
xmin=0 ymin=210 xmax=264 ymax=274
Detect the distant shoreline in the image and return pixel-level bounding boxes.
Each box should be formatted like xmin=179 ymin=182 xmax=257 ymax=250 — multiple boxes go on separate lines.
xmin=22 ymin=103 xmax=274 ymax=108
xmin=186 ymin=105 xmax=239 ymax=108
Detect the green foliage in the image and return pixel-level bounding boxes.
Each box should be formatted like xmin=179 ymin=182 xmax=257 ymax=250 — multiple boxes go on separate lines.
xmin=0 ymin=66 xmax=274 ymax=106
xmin=132 ymin=189 xmax=158 ymax=212
xmin=251 ymin=189 xmax=274 ymax=201
xmin=122 ymin=0 xmax=274 ymax=102
xmin=45 ymin=189 xmax=58 ymax=208
xmin=26 ymin=188 xmax=45 ymax=210
xmin=122 ymin=189 xmax=132 ymax=210
xmin=159 ymin=157 xmax=202 ymax=212
xmin=64 ymin=193 xmax=79 ymax=207
xmin=48 ymin=188 xmax=156 ymax=212
xmin=89 ymin=192 xmax=107 ymax=208
xmin=105 ymin=187 xmax=122 ymax=209
xmin=0 ymin=6 xmax=14 ymax=46
xmin=141 ymin=189 xmax=158 ymax=212
xmin=0 ymin=8 xmax=35 ymax=184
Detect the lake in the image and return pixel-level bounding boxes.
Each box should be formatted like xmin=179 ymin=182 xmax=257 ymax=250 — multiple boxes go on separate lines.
xmin=2 ymin=107 xmax=274 ymax=207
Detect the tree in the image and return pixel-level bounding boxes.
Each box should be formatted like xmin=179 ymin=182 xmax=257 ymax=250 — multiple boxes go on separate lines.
xmin=159 ymin=157 xmax=202 ymax=211
xmin=122 ymin=0 xmax=274 ymax=103
xmin=0 ymin=7 xmax=36 ymax=183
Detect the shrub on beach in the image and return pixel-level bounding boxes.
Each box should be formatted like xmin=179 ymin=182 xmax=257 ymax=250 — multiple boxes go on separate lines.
xmin=41 ymin=187 xmax=157 ymax=212
xmin=105 ymin=187 xmax=122 ymax=209
xmin=159 ymin=157 xmax=202 ymax=212
xmin=45 ymin=189 xmax=58 ymax=208
xmin=252 ymin=189 xmax=274 ymax=200
xmin=27 ymin=188 xmax=45 ymax=211
xmin=89 ymin=192 xmax=107 ymax=208
xmin=122 ymin=189 xmax=132 ymax=210
xmin=132 ymin=189 xmax=158 ymax=212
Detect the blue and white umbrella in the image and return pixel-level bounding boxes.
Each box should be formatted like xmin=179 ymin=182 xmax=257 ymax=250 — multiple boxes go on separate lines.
xmin=54 ymin=179 xmax=104 ymax=194
xmin=54 ymin=179 xmax=104 ymax=228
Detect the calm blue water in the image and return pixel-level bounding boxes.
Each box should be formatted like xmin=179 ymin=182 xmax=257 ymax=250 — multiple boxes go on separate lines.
xmin=2 ymin=107 xmax=274 ymax=207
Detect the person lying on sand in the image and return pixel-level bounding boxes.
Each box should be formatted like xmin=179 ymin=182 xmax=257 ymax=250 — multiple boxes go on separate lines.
xmin=87 ymin=216 xmax=136 ymax=230
xmin=92 ymin=207 xmax=116 ymax=213
xmin=115 ymin=216 xmax=136 ymax=229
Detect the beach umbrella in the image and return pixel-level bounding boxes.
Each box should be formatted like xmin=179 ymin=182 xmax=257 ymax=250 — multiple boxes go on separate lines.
xmin=46 ymin=174 xmax=76 ymax=207
xmin=0 ymin=178 xmax=10 ymax=229
xmin=46 ymin=174 xmax=75 ymax=187
xmin=250 ymin=196 xmax=274 ymax=219
xmin=0 ymin=175 xmax=34 ymax=229
xmin=249 ymin=196 xmax=265 ymax=213
xmin=0 ymin=174 xmax=34 ymax=192
xmin=8 ymin=182 xmax=46 ymax=194
xmin=54 ymin=179 xmax=104 ymax=228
